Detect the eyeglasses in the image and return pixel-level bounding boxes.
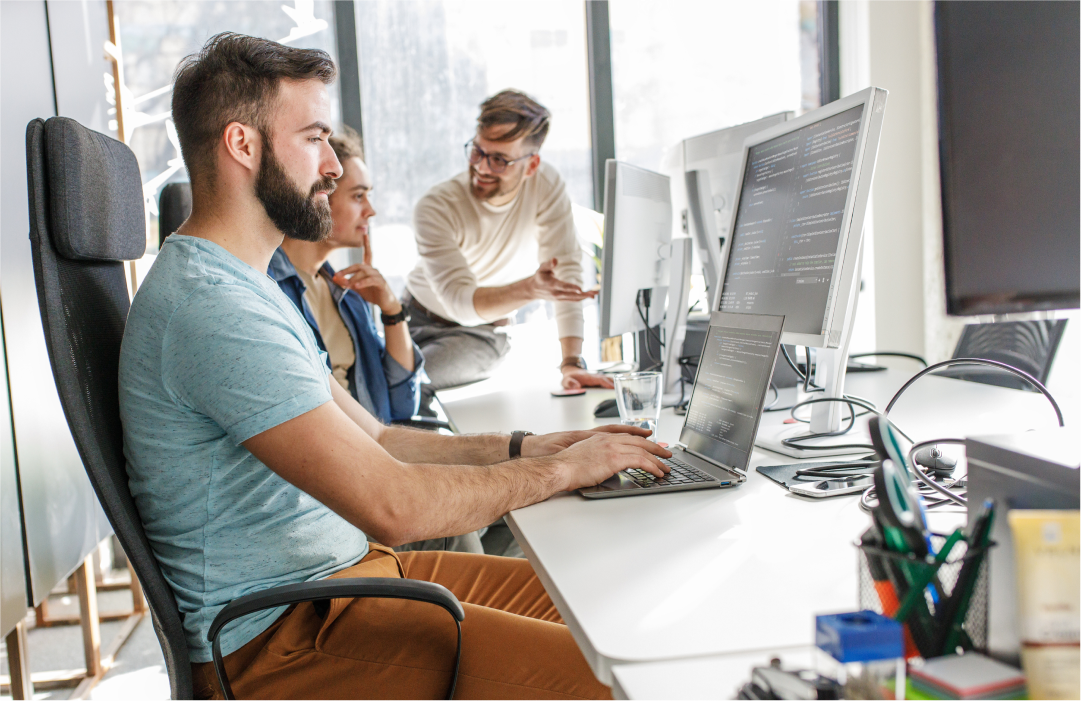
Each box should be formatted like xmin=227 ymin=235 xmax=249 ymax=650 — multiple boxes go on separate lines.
xmin=464 ymin=139 xmax=535 ymax=175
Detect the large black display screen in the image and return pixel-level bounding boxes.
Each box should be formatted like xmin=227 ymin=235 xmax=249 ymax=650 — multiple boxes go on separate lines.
xmin=936 ymin=1 xmax=1079 ymax=314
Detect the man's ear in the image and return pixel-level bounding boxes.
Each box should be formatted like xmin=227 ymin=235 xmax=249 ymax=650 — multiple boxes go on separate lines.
xmin=222 ymin=121 xmax=261 ymax=174
xmin=524 ymin=153 xmax=542 ymax=178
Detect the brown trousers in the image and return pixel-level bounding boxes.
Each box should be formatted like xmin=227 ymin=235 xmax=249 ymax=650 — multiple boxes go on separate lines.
xmin=192 ymin=545 xmax=611 ymax=700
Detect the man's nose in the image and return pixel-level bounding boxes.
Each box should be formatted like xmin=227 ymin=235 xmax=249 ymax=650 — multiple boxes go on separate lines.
xmin=475 ymin=156 xmax=493 ymax=176
xmin=324 ymin=147 xmax=343 ymax=180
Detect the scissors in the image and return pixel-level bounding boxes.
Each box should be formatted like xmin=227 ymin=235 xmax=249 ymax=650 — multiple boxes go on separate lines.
xmin=869 ymin=417 xmax=931 ymax=555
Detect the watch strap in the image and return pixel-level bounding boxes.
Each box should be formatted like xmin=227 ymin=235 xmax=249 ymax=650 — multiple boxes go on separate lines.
xmin=508 ymin=430 xmax=534 ymax=459
xmin=381 ymin=308 xmax=410 ymax=326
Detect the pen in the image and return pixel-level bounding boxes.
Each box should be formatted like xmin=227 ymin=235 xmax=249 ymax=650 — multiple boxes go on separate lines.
xmin=938 ymin=500 xmax=996 ymax=654
xmin=862 ymin=526 xmax=919 ymax=658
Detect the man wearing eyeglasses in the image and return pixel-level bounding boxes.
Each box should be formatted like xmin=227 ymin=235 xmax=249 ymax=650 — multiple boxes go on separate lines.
xmin=403 ymin=90 xmax=614 ymax=394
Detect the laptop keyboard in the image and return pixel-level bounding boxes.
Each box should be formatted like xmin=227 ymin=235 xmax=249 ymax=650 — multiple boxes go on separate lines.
xmin=624 ymin=455 xmax=722 ymax=489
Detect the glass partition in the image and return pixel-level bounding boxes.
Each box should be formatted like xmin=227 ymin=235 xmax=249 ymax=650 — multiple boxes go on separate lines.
xmin=114 ymin=1 xmax=340 ymax=252
xmin=353 ymin=0 xmax=593 ymax=295
xmin=609 ymin=0 xmax=817 ymax=171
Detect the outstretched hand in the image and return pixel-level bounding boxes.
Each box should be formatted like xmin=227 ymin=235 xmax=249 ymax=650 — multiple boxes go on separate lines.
xmin=561 ymin=369 xmax=614 ymax=390
xmin=530 ymin=258 xmax=597 ymax=302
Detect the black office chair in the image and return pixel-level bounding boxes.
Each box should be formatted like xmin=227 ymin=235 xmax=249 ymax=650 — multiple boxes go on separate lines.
xmin=27 ymin=116 xmax=463 ymax=700
xmin=158 ymin=181 xmax=192 ymax=247
xmin=935 ymin=320 xmax=1067 ymax=391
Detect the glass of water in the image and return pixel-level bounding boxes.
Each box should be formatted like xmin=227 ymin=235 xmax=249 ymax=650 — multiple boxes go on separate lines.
xmin=613 ymin=372 xmax=664 ymax=440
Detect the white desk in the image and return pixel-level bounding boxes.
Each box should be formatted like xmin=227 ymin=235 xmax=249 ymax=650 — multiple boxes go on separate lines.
xmin=438 ymin=367 xmax=1059 ymax=687
xmin=610 ymin=647 xmax=817 ymax=700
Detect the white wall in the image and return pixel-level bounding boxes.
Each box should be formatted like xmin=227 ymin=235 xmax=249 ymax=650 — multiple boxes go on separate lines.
xmin=838 ymin=0 xmax=876 ymax=354
xmin=841 ymin=0 xmax=966 ymax=363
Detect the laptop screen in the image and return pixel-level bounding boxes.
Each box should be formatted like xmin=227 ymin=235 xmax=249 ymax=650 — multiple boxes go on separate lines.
xmin=679 ymin=312 xmax=784 ymax=471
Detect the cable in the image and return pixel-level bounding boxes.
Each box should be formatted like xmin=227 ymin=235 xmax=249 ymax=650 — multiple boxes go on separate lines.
xmin=780 ymin=397 xmax=868 ymax=452
xmin=793 ymin=456 xmax=878 ymax=479
xmin=849 ymin=351 xmax=928 ymax=368
xmin=765 ymin=383 xmax=779 ymax=411
xmin=779 ymin=392 xmax=919 ymax=453
xmin=635 ymin=293 xmax=665 ymax=368
xmin=859 ymin=475 xmax=963 ymax=514
xmin=780 ymin=344 xmax=806 ymax=381
xmin=778 ymin=356 xmax=1061 ymax=460
xmin=871 ymin=358 xmax=1063 ymax=511
xmin=803 ymin=347 xmax=814 ymax=394
xmin=884 ymin=357 xmax=1064 ymax=427
xmin=907 ymin=438 xmax=969 ymax=507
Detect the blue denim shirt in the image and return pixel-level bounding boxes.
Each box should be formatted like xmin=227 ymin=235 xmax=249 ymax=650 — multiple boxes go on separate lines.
xmin=268 ymin=248 xmax=424 ymax=422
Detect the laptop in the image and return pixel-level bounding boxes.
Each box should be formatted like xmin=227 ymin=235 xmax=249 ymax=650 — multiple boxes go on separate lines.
xmin=581 ymin=311 xmax=784 ymax=499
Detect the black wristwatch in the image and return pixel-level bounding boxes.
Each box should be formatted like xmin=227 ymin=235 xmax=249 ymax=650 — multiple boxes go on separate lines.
xmin=380 ymin=307 xmax=411 ymax=326
xmin=508 ymin=430 xmax=534 ymax=459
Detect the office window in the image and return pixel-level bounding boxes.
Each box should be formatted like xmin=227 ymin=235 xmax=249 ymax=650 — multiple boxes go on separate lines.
xmin=113 ymin=1 xmax=340 ymax=251
xmin=609 ymin=0 xmax=818 ymax=171
xmin=353 ymin=0 xmax=593 ymax=294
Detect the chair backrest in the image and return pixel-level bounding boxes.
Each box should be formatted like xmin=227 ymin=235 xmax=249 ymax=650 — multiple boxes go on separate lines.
xmin=940 ymin=319 xmax=1068 ymax=390
xmin=26 ymin=117 xmax=192 ymax=700
xmin=158 ymin=182 xmax=192 ymax=248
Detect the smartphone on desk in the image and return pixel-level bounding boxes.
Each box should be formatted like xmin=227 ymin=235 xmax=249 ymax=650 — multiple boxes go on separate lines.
xmin=788 ymin=475 xmax=872 ymax=498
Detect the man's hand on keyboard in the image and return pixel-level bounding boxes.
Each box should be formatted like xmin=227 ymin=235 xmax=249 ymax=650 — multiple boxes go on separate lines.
xmin=521 ymin=424 xmax=655 ymax=458
xmin=552 ymin=433 xmax=672 ymax=491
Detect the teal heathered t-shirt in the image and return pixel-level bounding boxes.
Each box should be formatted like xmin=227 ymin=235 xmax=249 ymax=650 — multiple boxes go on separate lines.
xmin=118 ymin=235 xmax=369 ymax=663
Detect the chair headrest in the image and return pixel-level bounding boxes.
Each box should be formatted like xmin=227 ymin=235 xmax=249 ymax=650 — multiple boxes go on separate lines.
xmin=44 ymin=117 xmax=146 ymax=262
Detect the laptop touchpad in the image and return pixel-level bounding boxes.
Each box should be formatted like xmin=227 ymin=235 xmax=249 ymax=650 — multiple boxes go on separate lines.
xmin=594 ymin=473 xmax=640 ymax=491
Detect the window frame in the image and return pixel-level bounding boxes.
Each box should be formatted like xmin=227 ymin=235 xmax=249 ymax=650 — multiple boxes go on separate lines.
xmin=334 ymin=0 xmax=834 ymax=213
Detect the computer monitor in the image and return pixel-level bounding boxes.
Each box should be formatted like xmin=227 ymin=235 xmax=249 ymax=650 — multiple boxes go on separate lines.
xmin=716 ymin=87 xmax=889 ymax=456
xmin=599 ymin=160 xmax=672 ymax=350
xmin=935 ymin=1 xmax=1080 ymax=315
xmin=677 ymin=112 xmax=794 ymax=306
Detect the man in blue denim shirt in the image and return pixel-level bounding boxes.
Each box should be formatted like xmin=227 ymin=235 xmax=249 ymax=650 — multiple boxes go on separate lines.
xmin=269 ymin=126 xmax=423 ymax=423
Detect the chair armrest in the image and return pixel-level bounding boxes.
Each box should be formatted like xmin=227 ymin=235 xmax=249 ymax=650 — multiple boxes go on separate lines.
xmin=392 ymin=417 xmax=453 ymax=431
xmin=207 ymin=577 xmax=464 ymax=699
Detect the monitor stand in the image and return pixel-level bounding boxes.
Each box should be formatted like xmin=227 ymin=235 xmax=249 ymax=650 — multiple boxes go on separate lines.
xmin=754 ymin=346 xmax=872 ymax=458
xmin=662 ymin=238 xmax=693 ymax=405
xmin=755 ymin=241 xmax=872 ymax=458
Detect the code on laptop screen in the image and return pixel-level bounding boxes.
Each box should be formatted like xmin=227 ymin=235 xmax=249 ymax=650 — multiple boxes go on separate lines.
xmin=680 ymin=313 xmax=783 ymax=470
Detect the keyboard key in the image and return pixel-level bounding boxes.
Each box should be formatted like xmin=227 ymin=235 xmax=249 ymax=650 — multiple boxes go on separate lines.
xmin=623 ymin=458 xmax=721 ymax=488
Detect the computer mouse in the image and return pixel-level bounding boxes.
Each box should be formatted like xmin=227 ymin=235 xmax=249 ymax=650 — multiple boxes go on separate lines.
xmin=593 ymin=398 xmax=620 ymax=418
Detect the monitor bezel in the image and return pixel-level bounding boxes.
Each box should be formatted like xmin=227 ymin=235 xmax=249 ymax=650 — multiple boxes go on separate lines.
xmin=681 ymin=111 xmax=794 ymax=301
xmin=713 ymin=87 xmax=888 ymax=349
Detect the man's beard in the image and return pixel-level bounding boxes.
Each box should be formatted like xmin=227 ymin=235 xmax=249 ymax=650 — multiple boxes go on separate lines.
xmin=469 ymin=165 xmax=520 ymax=202
xmin=255 ymin=139 xmax=336 ymax=242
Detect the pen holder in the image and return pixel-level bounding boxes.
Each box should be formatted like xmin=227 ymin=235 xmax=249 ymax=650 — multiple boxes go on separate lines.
xmin=857 ymin=532 xmax=993 ymax=660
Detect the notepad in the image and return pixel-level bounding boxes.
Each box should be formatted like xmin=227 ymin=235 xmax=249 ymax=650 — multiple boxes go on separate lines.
xmin=909 ymin=653 xmax=1025 ymax=700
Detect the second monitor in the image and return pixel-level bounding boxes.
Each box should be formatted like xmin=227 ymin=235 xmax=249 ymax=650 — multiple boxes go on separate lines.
xmin=717 ymin=86 xmax=889 ymax=456
xmin=599 ymin=160 xmax=673 ymax=361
